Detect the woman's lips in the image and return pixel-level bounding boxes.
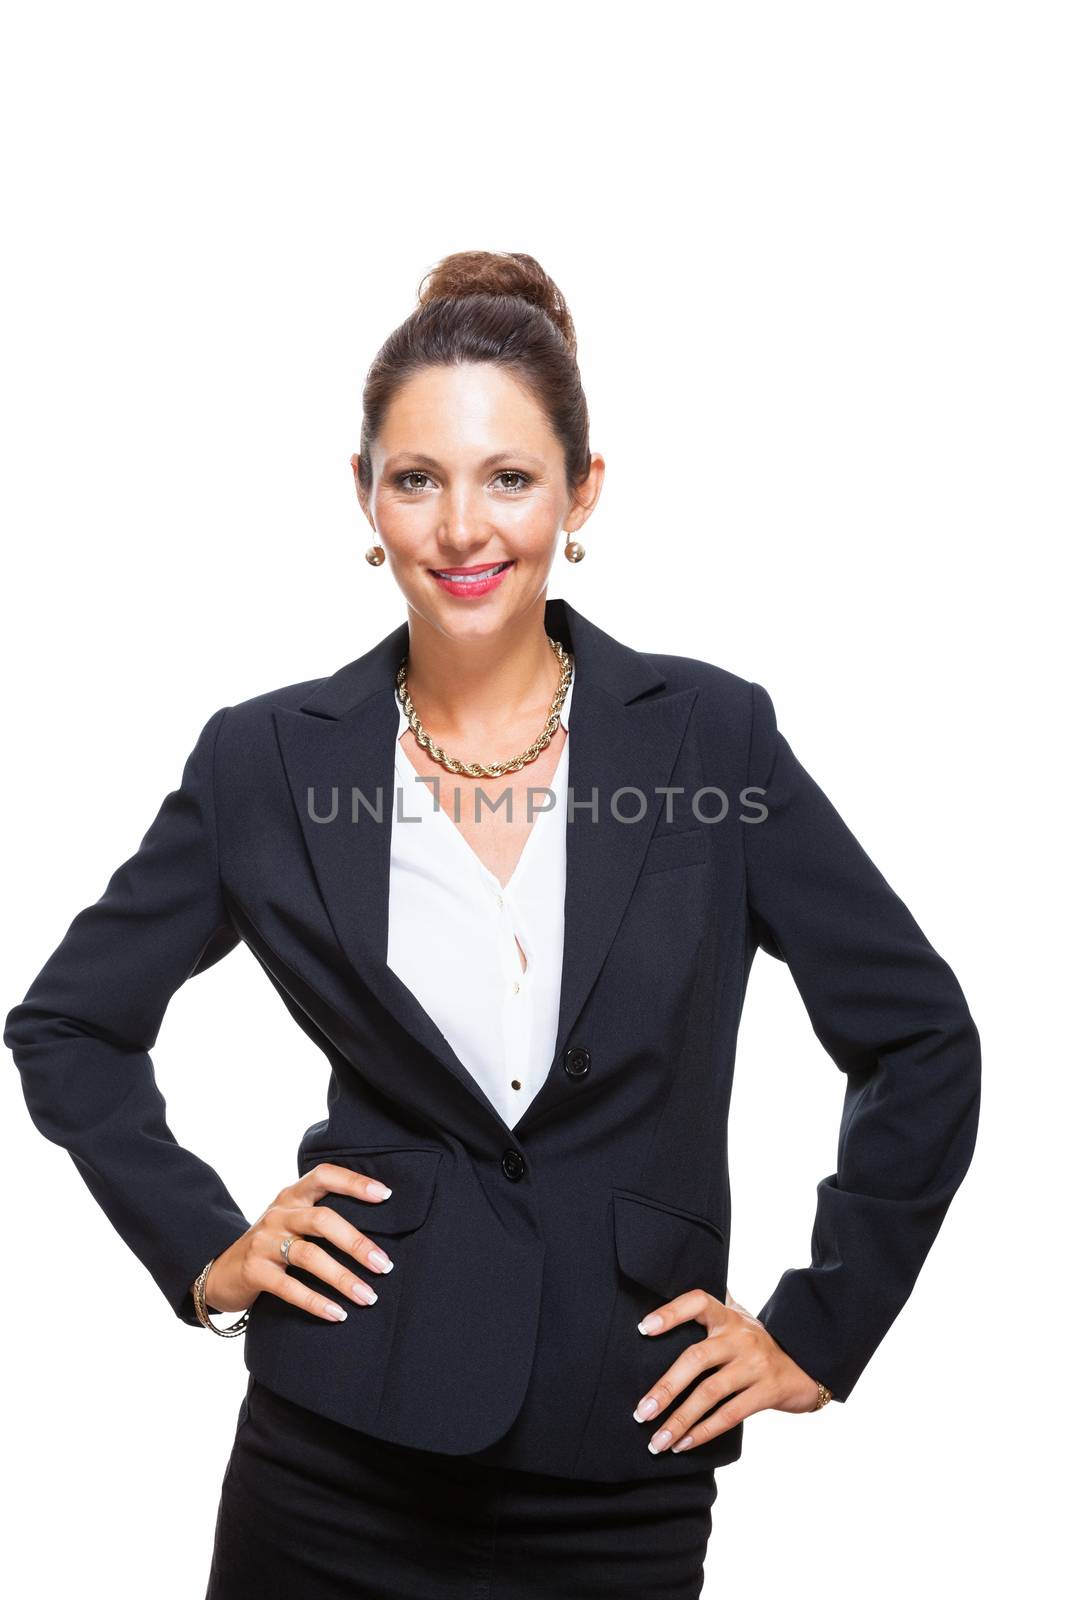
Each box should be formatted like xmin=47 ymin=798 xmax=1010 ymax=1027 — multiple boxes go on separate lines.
xmin=429 ymin=560 xmax=514 ymax=598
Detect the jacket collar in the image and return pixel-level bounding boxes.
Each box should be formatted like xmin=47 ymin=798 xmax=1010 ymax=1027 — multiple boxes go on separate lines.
xmin=295 ymin=596 xmax=665 ymax=719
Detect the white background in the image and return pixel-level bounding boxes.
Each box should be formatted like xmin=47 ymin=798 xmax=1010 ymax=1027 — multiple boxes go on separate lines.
xmin=2 ymin=3 xmax=1062 ymax=1594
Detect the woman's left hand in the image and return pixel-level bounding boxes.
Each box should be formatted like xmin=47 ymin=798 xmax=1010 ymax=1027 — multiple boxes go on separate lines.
xmin=631 ymin=1286 xmax=826 ymax=1455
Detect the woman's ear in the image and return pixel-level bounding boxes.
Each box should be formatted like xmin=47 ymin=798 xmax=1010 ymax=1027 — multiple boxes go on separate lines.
xmin=350 ymin=453 xmax=372 ymax=522
xmin=565 ymin=451 xmax=606 ymax=534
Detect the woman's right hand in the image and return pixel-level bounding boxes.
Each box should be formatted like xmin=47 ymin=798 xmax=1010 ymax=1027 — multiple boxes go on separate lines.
xmin=195 ymin=1163 xmax=399 ymax=1322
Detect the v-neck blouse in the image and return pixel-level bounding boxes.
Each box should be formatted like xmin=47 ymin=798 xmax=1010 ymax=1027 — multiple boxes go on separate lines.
xmin=386 ymin=661 xmax=574 ymax=1131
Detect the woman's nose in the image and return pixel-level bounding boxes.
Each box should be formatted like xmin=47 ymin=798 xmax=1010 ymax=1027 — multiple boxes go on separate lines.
xmin=436 ymin=487 xmax=485 ymax=549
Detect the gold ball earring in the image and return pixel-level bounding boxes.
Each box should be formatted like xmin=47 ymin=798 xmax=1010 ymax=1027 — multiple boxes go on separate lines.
xmin=564 ymin=539 xmax=585 ymax=563
xmin=365 ymin=544 xmax=386 ymax=567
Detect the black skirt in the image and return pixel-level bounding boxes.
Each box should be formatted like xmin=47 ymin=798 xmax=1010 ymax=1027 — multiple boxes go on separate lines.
xmin=206 ymin=1375 xmax=718 ymax=1599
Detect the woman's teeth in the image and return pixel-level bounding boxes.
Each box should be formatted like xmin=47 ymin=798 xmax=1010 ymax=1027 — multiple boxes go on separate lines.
xmin=434 ymin=561 xmax=511 ymax=583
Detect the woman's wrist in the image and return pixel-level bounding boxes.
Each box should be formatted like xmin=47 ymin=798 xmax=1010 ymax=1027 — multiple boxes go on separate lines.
xmin=192 ymin=1256 xmax=249 ymax=1336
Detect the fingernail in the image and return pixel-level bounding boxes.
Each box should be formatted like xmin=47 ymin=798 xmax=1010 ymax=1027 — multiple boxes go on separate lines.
xmin=648 ymin=1429 xmax=673 ymax=1454
xmin=671 ymin=1436 xmax=695 ymax=1453
xmin=633 ymin=1396 xmax=659 ymax=1422
xmin=325 ymin=1303 xmax=348 ymax=1321
xmin=351 ymin=1282 xmax=378 ymax=1305
xmin=367 ymin=1181 xmax=392 ymax=1199
xmin=638 ymin=1314 xmax=663 ymax=1334
xmin=368 ymin=1249 xmax=394 ymax=1272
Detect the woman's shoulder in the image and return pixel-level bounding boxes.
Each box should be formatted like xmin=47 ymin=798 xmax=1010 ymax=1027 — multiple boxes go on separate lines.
xmin=639 ymin=645 xmax=767 ymax=737
xmin=201 ymin=670 xmax=335 ymax=772
xmin=227 ymin=672 xmax=331 ymax=720
xmin=632 ymin=649 xmax=789 ymax=795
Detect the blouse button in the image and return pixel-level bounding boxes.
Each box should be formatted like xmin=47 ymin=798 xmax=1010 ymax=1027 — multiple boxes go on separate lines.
xmin=510 ymin=981 xmax=521 ymax=995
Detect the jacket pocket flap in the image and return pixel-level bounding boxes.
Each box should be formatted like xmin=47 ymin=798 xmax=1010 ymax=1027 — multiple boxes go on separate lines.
xmin=299 ymin=1146 xmax=443 ymax=1235
xmin=612 ymin=1188 xmax=726 ymax=1302
xmin=639 ymin=827 xmax=709 ymax=875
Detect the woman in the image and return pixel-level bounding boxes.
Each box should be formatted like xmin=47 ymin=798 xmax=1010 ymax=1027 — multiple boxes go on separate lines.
xmin=5 ymin=251 xmax=982 ymax=1598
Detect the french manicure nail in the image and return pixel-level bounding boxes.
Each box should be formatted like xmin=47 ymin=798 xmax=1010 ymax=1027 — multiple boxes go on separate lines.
xmin=368 ymin=1248 xmax=393 ymax=1272
xmin=638 ymin=1314 xmax=664 ymax=1334
xmin=648 ymin=1429 xmax=673 ymax=1454
xmin=351 ymin=1282 xmax=378 ymax=1304
xmin=367 ymin=1181 xmax=392 ymax=1199
xmin=671 ymin=1436 xmax=695 ymax=1452
xmin=325 ymin=1302 xmax=348 ymax=1321
xmin=633 ymin=1397 xmax=659 ymax=1422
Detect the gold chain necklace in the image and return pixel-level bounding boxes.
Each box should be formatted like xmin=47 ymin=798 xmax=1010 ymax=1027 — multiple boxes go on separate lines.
xmin=395 ymin=637 xmax=574 ymax=779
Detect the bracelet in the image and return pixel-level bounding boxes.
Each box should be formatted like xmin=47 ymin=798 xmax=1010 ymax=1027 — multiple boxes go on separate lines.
xmin=192 ymin=1256 xmax=249 ymax=1336
xmin=812 ymin=1381 xmax=833 ymax=1411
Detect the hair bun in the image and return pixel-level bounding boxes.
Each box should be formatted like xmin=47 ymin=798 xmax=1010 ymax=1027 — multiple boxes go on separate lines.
xmin=417 ymin=250 xmax=576 ymax=355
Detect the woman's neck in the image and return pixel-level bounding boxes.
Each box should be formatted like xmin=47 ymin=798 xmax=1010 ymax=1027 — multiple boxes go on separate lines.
xmin=401 ymin=606 xmax=566 ymax=744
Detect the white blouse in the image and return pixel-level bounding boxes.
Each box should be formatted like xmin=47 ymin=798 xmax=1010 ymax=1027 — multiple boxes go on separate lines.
xmin=386 ymin=662 xmax=574 ymax=1130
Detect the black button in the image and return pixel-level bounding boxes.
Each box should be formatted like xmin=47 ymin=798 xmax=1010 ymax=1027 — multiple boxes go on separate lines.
xmin=501 ymin=1148 xmax=526 ymax=1181
xmin=564 ymin=1046 xmax=592 ymax=1079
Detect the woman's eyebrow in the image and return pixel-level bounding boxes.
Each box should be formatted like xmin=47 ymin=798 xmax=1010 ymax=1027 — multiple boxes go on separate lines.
xmin=383 ymin=451 xmax=548 ymax=472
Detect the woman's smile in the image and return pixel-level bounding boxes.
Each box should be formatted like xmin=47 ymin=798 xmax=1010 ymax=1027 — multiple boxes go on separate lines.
xmin=428 ymin=558 xmax=515 ymax=597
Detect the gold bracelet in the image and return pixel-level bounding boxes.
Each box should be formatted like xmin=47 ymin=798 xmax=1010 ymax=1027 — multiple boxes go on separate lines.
xmin=192 ymin=1256 xmax=249 ymax=1337
xmin=812 ymin=1381 xmax=833 ymax=1411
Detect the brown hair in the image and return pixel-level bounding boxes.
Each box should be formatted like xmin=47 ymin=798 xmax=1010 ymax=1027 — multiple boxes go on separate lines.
xmin=357 ymin=250 xmax=591 ymax=495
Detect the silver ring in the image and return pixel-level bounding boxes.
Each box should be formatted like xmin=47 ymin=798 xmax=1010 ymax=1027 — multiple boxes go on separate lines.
xmin=280 ymin=1235 xmax=297 ymax=1263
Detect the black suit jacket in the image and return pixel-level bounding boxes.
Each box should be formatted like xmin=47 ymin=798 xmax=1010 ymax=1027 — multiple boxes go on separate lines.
xmin=4 ymin=596 xmax=981 ymax=1480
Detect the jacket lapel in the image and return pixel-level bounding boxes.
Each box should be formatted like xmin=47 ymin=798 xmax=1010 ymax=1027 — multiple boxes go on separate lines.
xmin=272 ymin=597 xmax=697 ymax=1138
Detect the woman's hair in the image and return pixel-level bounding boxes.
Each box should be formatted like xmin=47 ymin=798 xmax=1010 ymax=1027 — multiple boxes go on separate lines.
xmin=357 ymin=250 xmax=591 ymax=495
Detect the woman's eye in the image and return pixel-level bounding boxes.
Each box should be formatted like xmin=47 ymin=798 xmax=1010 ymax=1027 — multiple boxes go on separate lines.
xmin=394 ymin=469 xmax=529 ymax=493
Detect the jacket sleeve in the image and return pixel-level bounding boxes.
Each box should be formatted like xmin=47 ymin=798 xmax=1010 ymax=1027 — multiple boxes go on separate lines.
xmin=4 ymin=705 xmax=253 ymax=1327
xmin=743 ymin=681 xmax=981 ymax=1401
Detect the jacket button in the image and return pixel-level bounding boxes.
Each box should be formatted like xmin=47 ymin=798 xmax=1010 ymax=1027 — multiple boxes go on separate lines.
xmin=501 ymin=1148 xmax=526 ymax=1181
xmin=564 ymin=1046 xmax=592 ymax=1078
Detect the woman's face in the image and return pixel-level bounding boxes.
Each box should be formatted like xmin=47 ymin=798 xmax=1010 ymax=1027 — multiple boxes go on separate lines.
xmin=353 ymin=362 xmax=602 ymax=642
